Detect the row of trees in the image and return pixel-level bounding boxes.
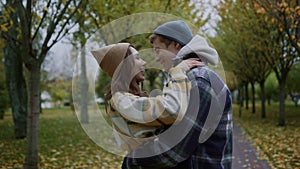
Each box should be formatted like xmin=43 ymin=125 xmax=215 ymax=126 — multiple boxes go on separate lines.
xmin=0 ymin=0 xmax=299 ymax=168
xmin=212 ymin=0 xmax=299 ymax=125
xmin=1 ymin=1 xmax=88 ymax=168
xmin=0 ymin=0 xmax=206 ymax=168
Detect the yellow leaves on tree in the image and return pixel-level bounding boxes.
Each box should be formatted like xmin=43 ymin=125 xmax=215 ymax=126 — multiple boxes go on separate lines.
xmin=1 ymin=24 xmax=9 ymax=32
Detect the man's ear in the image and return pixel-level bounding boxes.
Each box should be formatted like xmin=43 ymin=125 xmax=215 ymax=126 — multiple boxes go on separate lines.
xmin=174 ymin=42 xmax=182 ymax=50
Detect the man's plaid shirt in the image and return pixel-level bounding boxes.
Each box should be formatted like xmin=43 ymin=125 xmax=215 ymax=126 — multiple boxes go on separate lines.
xmin=119 ymin=66 xmax=233 ymax=169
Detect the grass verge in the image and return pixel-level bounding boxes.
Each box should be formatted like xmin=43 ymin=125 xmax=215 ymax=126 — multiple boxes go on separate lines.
xmin=1 ymin=102 xmax=299 ymax=168
xmin=233 ymin=102 xmax=300 ymax=169
xmin=0 ymin=107 xmax=122 ymax=168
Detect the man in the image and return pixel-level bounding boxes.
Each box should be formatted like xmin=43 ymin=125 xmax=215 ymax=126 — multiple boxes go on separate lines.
xmin=113 ymin=20 xmax=233 ymax=169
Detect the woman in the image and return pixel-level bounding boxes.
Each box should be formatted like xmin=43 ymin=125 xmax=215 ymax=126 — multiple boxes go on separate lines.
xmin=91 ymin=43 xmax=202 ymax=151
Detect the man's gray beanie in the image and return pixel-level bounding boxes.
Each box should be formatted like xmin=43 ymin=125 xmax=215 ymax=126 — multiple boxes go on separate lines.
xmin=153 ymin=20 xmax=193 ymax=46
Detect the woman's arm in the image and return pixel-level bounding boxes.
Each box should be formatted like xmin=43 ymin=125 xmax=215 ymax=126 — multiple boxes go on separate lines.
xmin=111 ymin=59 xmax=203 ymax=125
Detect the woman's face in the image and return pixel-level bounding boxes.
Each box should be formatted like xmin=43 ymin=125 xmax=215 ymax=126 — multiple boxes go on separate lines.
xmin=129 ymin=47 xmax=146 ymax=83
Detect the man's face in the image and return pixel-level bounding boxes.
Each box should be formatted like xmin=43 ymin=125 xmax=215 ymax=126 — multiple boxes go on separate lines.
xmin=152 ymin=38 xmax=179 ymax=71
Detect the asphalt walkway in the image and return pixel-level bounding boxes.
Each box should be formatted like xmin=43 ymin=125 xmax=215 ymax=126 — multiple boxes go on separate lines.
xmin=233 ymin=121 xmax=272 ymax=169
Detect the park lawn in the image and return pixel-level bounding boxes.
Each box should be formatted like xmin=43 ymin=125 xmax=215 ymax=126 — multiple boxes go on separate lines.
xmin=233 ymin=102 xmax=300 ymax=169
xmin=1 ymin=103 xmax=299 ymax=169
xmin=0 ymin=107 xmax=123 ymax=169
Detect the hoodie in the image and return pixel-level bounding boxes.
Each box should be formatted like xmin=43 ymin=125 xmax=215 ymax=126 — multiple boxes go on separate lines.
xmin=172 ymin=35 xmax=219 ymax=67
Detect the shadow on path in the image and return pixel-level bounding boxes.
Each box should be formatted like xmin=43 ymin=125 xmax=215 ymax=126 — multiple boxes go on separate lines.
xmin=233 ymin=121 xmax=272 ymax=169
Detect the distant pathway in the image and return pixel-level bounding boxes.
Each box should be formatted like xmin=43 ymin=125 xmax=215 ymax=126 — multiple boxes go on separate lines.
xmin=233 ymin=121 xmax=272 ymax=169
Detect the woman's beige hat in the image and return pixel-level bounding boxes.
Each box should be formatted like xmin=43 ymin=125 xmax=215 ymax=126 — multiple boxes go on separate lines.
xmin=91 ymin=43 xmax=130 ymax=77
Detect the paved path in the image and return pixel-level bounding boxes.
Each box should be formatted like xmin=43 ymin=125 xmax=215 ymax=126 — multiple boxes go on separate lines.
xmin=233 ymin=121 xmax=271 ymax=169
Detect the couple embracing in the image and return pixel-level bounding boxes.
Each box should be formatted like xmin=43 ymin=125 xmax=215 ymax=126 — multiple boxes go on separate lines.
xmin=91 ymin=20 xmax=233 ymax=169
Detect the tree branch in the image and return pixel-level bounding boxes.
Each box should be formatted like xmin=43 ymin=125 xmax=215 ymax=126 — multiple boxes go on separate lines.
xmin=32 ymin=0 xmax=52 ymax=41
xmin=50 ymin=1 xmax=85 ymax=46
xmin=164 ymin=0 xmax=171 ymax=13
xmin=16 ymin=0 xmax=37 ymax=65
xmin=39 ymin=0 xmax=86 ymax=63
xmin=49 ymin=1 xmax=86 ymax=46
xmin=39 ymin=0 xmax=74 ymax=63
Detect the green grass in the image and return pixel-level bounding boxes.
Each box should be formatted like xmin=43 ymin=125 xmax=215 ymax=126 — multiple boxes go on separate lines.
xmin=0 ymin=107 xmax=122 ymax=168
xmin=1 ymin=103 xmax=299 ymax=168
xmin=233 ymin=102 xmax=300 ymax=169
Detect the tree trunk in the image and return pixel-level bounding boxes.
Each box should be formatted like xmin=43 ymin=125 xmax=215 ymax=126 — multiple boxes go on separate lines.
xmin=80 ymin=46 xmax=89 ymax=123
xmin=4 ymin=47 xmax=27 ymax=139
xmin=24 ymin=65 xmax=41 ymax=169
xmin=238 ymin=87 xmax=243 ymax=117
xmin=267 ymin=96 xmax=271 ymax=106
xmin=278 ymin=77 xmax=286 ymax=126
xmin=251 ymin=82 xmax=255 ymax=114
xmin=149 ymin=74 xmax=156 ymax=91
xmin=146 ymin=70 xmax=160 ymax=92
xmin=259 ymin=80 xmax=266 ymax=118
xmin=245 ymin=83 xmax=249 ymax=110
xmin=0 ymin=111 xmax=4 ymax=119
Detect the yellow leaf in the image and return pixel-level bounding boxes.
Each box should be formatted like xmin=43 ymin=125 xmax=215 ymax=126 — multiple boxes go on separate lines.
xmin=7 ymin=5 xmax=15 ymax=13
xmin=1 ymin=24 xmax=8 ymax=32
xmin=50 ymin=157 xmax=57 ymax=161
xmin=9 ymin=20 xmax=13 ymax=26
xmin=278 ymin=25 xmax=283 ymax=32
xmin=70 ymin=8 xmax=75 ymax=13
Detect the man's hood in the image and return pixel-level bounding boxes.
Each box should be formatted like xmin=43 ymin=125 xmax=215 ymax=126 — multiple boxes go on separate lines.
xmin=173 ymin=35 xmax=219 ymax=66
